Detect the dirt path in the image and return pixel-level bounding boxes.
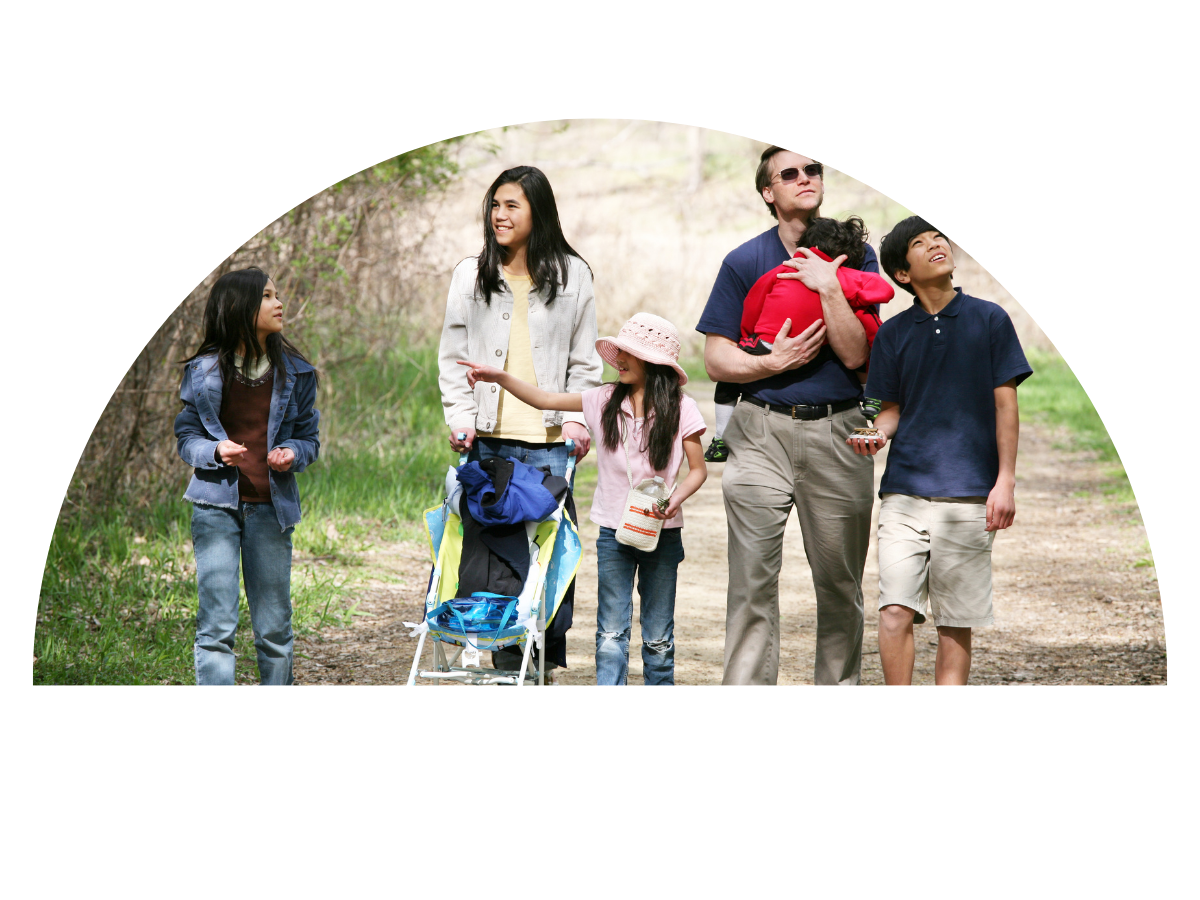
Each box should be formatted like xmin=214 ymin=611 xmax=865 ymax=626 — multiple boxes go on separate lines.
xmin=295 ymin=379 xmax=1165 ymax=686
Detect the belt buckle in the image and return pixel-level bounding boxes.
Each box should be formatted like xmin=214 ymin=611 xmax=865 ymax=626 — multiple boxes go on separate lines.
xmin=790 ymin=403 xmax=829 ymax=420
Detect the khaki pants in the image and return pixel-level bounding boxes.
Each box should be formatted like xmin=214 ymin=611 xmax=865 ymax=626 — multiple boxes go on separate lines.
xmin=720 ymin=400 xmax=874 ymax=685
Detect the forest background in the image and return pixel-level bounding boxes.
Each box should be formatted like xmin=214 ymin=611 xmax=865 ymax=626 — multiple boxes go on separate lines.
xmin=34 ymin=120 xmax=1140 ymax=684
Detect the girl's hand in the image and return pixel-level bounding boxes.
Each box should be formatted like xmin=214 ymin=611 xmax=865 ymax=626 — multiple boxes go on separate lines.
xmin=648 ymin=495 xmax=682 ymax=521
xmin=458 ymin=360 xmax=504 ymax=388
xmin=267 ymin=447 xmax=295 ymax=472
xmin=217 ymin=439 xmax=248 ymax=466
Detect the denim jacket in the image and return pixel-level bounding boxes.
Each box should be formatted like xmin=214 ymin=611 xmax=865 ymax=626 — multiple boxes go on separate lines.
xmin=174 ymin=352 xmax=320 ymax=531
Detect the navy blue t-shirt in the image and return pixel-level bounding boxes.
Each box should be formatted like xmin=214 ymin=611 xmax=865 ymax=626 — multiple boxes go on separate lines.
xmin=695 ymin=226 xmax=880 ymax=406
xmin=865 ymin=288 xmax=1033 ymax=498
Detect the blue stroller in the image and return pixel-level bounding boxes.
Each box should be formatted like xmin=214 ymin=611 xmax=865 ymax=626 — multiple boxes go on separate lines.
xmin=406 ymin=440 xmax=582 ymax=686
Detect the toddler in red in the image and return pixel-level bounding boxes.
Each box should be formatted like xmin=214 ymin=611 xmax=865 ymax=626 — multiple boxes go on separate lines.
xmin=706 ymin=216 xmax=894 ymax=456
xmin=737 ymin=216 xmax=894 ymax=357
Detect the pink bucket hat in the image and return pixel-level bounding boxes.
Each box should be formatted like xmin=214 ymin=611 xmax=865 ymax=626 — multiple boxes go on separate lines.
xmin=595 ymin=312 xmax=688 ymax=385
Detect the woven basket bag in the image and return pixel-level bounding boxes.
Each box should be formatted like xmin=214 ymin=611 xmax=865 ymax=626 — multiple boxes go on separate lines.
xmin=614 ymin=419 xmax=675 ymax=552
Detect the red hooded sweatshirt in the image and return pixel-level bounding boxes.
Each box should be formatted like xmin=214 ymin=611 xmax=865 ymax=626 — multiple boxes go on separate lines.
xmin=739 ymin=246 xmax=894 ymax=353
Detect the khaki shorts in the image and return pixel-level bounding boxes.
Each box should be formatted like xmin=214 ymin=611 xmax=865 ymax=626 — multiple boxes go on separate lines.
xmin=877 ymin=493 xmax=995 ymax=628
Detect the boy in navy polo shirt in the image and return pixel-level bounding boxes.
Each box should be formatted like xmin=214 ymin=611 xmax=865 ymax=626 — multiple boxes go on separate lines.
xmin=849 ymin=216 xmax=1032 ymax=685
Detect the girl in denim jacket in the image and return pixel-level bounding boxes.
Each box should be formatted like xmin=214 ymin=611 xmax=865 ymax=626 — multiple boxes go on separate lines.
xmin=174 ymin=267 xmax=320 ymax=685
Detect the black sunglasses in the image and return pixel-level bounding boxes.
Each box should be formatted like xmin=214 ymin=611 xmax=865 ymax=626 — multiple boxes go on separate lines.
xmin=774 ymin=163 xmax=823 ymax=184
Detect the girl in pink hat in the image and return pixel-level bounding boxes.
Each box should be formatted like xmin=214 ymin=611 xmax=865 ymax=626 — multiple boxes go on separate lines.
xmin=460 ymin=312 xmax=708 ymax=685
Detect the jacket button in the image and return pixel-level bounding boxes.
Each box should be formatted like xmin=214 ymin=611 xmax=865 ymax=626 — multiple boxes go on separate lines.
xmin=495 ymin=349 xmax=502 ymax=357
xmin=491 ymin=385 xmax=497 ymax=392
xmin=503 ymin=313 xmax=510 ymax=320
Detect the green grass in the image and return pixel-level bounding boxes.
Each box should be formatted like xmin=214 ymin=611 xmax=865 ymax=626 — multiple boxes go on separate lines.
xmin=303 ymin=343 xmax=453 ymax=525
xmin=678 ymin=356 xmax=710 ymax=387
xmin=34 ymin=341 xmax=458 ymax=685
xmin=1018 ymin=348 xmax=1132 ymax=503
xmin=33 ymin=498 xmax=359 ymax=684
xmin=572 ymin=456 xmax=599 ymax=514
xmin=1019 ymin=349 xmax=1121 ymax=462
xmin=1132 ymin=539 xmax=1156 ymax=575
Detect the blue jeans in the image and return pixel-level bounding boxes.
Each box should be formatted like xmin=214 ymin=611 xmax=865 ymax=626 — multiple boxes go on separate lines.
xmin=470 ymin=437 xmax=574 ymax=488
xmin=594 ymin=526 xmax=684 ymax=685
xmin=191 ymin=501 xmax=295 ymax=685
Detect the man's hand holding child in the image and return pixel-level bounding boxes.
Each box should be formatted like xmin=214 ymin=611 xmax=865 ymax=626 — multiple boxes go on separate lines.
xmin=778 ymin=246 xmax=847 ymax=294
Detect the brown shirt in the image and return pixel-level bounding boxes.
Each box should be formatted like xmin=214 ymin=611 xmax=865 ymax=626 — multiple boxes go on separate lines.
xmin=220 ymin=367 xmax=274 ymax=502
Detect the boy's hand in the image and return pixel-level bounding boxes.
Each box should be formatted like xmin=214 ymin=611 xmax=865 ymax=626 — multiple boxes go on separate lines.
xmin=217 ymin=439 xmax=248 ymax=466
xmin=267 ymin=447 xmax=294 ymax=472
xmin=458 ymin=360 xmax=503 ymax=388
xmin=846 ymin=432 xmax=888 ymax=456
xmin=986 ymin=479 xmax=1016 ymax=531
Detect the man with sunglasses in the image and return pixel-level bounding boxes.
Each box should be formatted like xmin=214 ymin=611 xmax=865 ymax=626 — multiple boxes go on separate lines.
xmin=697 ymin=145 xmax=879 ymax=685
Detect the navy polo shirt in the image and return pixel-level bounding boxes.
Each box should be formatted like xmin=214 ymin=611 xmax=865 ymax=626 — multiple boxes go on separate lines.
xmin=695 ymin=226 xmax=880 ymax=406
xmin=865 ymin=288 xmax=1033 ymax=498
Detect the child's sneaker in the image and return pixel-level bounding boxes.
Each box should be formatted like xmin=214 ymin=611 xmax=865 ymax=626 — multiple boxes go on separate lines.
xmin=737 ymin=334 xmax=773 ymax=355
xmin=704 ymin=437 xmax=730 ymax=462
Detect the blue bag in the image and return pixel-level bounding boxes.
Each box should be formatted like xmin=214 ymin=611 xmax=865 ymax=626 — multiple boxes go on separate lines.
xmin=434 ymin=592 xmax=520 ymax=633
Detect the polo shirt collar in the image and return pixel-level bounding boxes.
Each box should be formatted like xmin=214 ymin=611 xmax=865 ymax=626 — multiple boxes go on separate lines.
xmin=912 ymin=286 xmax=965 ymax=322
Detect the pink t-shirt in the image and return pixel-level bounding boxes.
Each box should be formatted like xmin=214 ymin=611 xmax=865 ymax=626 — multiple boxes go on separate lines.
xmin=581 ymin=384 xmax=707 ymax=530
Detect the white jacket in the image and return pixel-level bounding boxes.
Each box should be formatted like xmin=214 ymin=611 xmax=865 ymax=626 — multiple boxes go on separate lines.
xmin=438 ymin=254 xmax=603 ymax=435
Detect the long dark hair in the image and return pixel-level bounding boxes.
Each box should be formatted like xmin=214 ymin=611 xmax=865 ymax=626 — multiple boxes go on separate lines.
xmin=182 ymin=267 xmax=316 ymax=386
xmin=475 ymin=165 xmax=588 ymax=304
xmin=600 ymin=363 xmax=682 ymax=473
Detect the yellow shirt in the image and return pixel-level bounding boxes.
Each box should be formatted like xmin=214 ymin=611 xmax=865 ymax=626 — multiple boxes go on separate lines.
xmin=493 ymin=270 xmax=562 ymax=443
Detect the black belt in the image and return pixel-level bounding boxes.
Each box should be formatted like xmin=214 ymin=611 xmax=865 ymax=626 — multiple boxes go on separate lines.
xmin=741 ymin=396 xmax=859 ymax=420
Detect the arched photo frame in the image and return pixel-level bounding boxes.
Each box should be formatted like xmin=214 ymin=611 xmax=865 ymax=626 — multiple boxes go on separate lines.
xmin=39 ymin=118 xmax=1161 ymax=681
